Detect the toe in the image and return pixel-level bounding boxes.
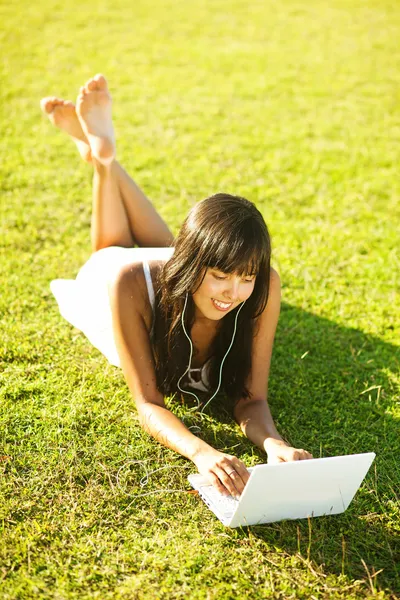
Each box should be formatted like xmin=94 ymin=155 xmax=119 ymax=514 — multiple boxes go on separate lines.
xmin=82 ymin=79 xmax=93 ymax=92
xmin=41 ymin=97 xmax=58 ymax=113
xmin=87 ymin=78 xmax=97 ymax=92
xmin=93 ymin=73 xmax=107 ymax=90
xmin=78 ymin=86 xmax=87 ymax=99
xmin=40 ymin=97 xmax=51 ymax=112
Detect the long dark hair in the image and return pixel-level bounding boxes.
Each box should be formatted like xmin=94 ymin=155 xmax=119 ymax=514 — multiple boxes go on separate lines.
xmin=152 ymin=193 xmax=271 ymax=406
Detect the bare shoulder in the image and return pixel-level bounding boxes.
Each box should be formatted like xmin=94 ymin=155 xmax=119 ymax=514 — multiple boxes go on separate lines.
xmin=254 ymin=266 xmax=281 ymax=331
xmin=110 ymin=261 xmax=145 ymax=295
xmin=269 ymin=266 xmax=281 ymax=292
xmin=109 ymin=258 xmax=167 ymax=330
xmin=259 ymin=266 xmax=281 ymax=310
xmin=109 ymin=261 xmax=150 ymax=324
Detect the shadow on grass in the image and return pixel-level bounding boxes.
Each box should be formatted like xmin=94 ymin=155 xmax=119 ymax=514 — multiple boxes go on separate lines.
xmin=175 ymin=302 xmax=400 ymax=595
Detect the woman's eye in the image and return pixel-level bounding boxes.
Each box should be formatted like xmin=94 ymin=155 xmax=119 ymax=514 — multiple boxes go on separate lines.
xmin=212 ymin=272 xmax=254 ymax=282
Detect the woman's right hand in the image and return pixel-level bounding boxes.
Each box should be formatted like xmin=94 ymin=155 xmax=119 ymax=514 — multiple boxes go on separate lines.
xmin=192 ymin=447 xmax=250 ymax=499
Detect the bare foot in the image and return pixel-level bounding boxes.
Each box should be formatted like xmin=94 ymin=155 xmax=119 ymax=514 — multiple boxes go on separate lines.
xmin=40 ymin=97 xmax=92 ymax=162
xmin=76 ymin=74 xmax=115 ymax=165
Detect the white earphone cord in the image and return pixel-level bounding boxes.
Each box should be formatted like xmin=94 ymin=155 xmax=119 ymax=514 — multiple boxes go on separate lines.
xmin=176 ymin=294 xmax=245 ymax=412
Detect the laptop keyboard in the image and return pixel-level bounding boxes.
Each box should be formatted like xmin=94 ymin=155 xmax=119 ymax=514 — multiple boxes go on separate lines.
xmin=200 ymin=486 xmax=239 ymax=515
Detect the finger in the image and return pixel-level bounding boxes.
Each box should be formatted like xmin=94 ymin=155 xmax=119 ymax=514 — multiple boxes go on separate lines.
xmin=292 ymin=450 xmax=304 ymax=460
xmin=294 ymin=449 xmax=308 ymax=460
xmin=301 ymin=451 xmax=313 ymax=460
xmin=208 ymin=471 xmax=231 ymax=496
xmin=226 ymin=469 xmax=246 ymax=495
xmin=230 ymin=460 xmax=250 ymax=489
xmin=231 ymin=458 xmax=251 ymax=484
xmin=215 ymin=467 xmax=241 ymax=498
xmin=220 ymin=458 xmax=248 ymax=494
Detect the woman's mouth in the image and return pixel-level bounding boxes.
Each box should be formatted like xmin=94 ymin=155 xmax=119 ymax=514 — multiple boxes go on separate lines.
xmin=212 ymin=298 xmax=233 ymax=312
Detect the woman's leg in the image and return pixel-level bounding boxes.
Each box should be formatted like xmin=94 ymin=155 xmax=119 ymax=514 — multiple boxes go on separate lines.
xmin=115 ymin=161 xmax=174 ymax=247
xmin=91 ymin=159 xmax=174 ymax=251
xmin=91 ymin=160 xmax=134 ymax=251
xmin=41 ymin=74 xmax=174 ymax=250
xmin=40 ymin=97 xmax=134 ymax=251
xmin=77 ymin=74 xmax=174 ymax=248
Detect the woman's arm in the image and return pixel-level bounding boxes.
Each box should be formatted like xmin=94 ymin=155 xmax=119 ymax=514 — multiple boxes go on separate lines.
xmin=110 ymin=263 xmax=249 ymax=496
xmin=110 ymin=263 xmax=208 ymax=459
xmin=234 ymin=268 xmax=313 ymax=463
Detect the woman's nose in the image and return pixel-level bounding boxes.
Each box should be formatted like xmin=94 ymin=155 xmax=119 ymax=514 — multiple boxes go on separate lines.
xmin=223 ymin=278 xmax=240 ymax=300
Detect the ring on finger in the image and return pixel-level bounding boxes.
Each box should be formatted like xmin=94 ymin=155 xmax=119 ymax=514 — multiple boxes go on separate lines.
xmin=226 ymin=469 xmax=236 ymax=476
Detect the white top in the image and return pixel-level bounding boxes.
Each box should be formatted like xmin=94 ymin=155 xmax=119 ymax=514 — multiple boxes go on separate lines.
xmin=50 ymin=246 xmax=210 ymax=393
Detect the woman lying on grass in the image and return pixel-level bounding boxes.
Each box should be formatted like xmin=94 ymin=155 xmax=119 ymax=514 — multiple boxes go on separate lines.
xmin=41 ymin=74 xmax=313 ymax=500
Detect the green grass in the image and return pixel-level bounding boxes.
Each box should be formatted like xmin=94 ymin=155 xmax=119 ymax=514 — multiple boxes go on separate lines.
xmin=1 ymin=0 xmax=399 ymax=597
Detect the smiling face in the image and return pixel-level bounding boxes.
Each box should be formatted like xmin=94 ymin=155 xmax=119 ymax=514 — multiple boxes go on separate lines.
xmin=192 ymin=267 xmax=256 ymax=321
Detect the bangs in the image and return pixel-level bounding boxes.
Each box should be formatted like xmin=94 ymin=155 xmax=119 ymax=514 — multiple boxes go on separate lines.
xmin=202 ymin=218 xmax=269 ymax=277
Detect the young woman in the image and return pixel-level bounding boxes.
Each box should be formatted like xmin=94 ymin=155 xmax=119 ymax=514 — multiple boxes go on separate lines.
xmin=41 ymin=74 xmax=313 ymax=500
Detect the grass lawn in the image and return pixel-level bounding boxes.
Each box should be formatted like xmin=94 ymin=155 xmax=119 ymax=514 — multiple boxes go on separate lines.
xmin=1 ymin=0 xmax=399 ymax=597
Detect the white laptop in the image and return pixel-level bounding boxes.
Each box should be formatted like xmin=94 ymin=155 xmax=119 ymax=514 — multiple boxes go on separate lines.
xmin=188 ymin=452 xmax=375 ymax=527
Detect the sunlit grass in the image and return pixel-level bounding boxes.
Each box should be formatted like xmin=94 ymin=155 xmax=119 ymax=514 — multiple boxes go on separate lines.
xmin=1 ymin=0 xmax=399 ymax=597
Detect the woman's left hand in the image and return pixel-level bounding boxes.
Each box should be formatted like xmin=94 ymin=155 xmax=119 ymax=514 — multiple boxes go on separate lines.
xmin=264 ymin=438 xmax=313 ymax=464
